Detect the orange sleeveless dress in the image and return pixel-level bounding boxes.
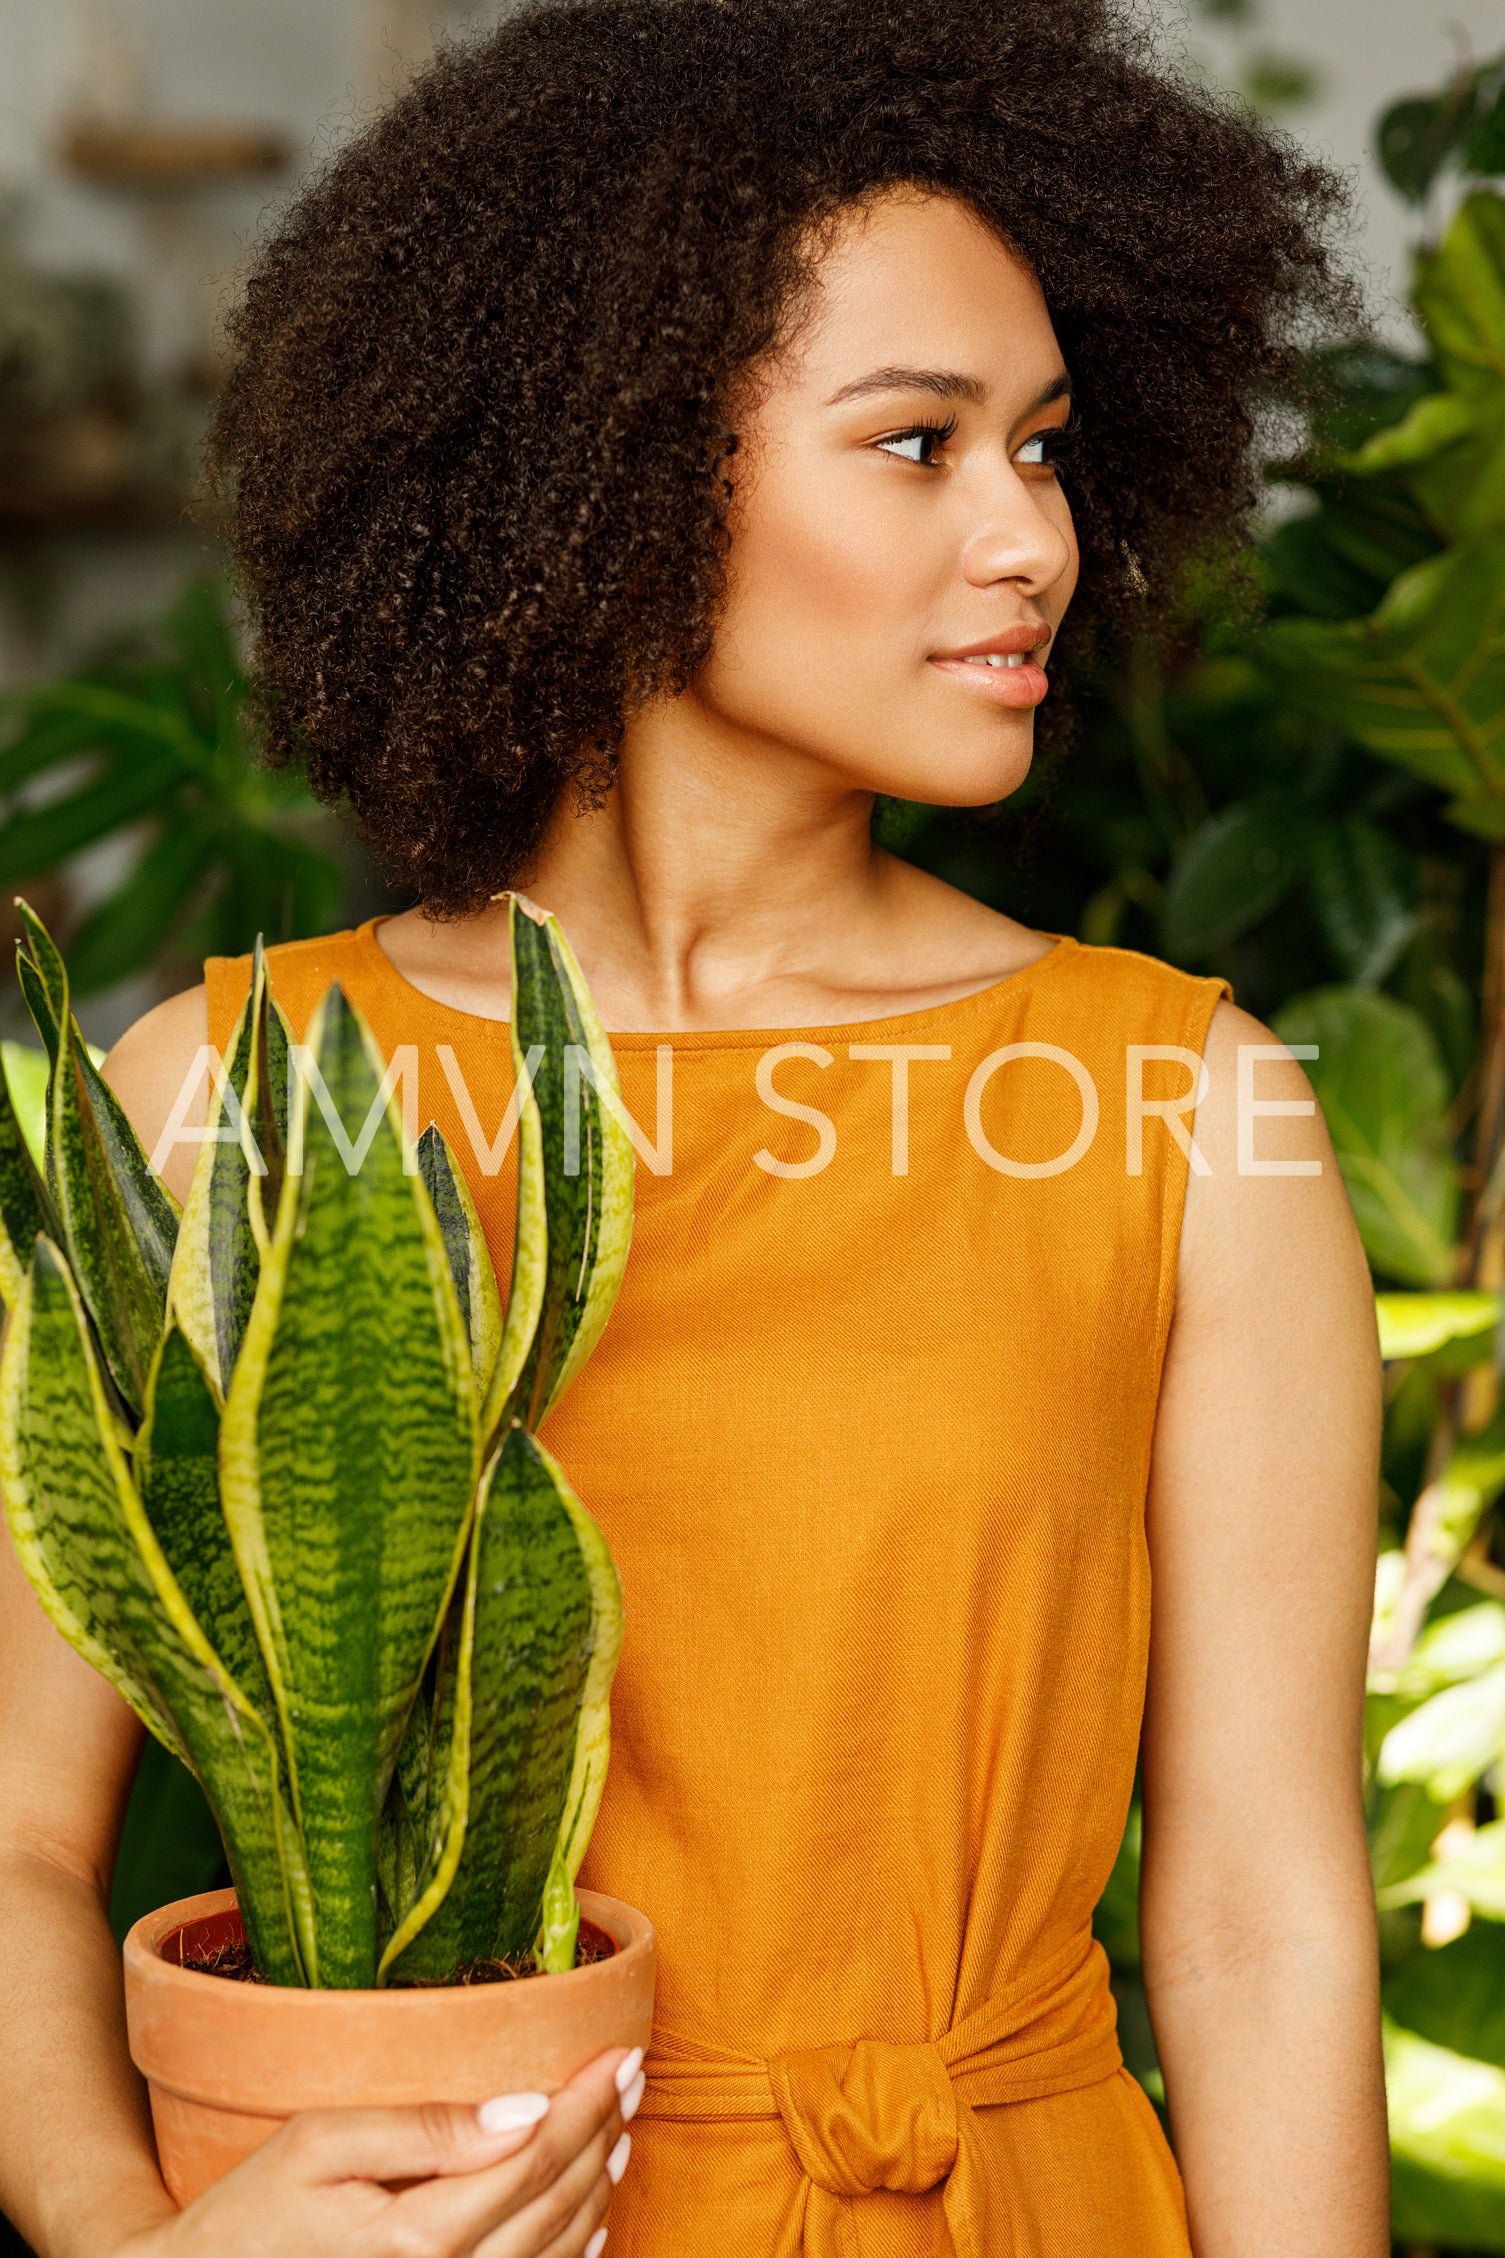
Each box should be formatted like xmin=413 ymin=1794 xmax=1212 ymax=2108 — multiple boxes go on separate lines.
xmin=205 ymin=919 xmax=1230 ymax=2258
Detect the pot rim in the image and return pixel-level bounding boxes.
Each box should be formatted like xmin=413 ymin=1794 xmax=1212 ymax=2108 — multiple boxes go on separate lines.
xmin=124 ymin=1886 xmax=654 ymax=2011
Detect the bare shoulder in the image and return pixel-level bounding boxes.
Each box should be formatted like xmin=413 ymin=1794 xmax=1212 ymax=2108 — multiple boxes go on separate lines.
xmin=102 ymin=984 xmax=211 ymax=1208
xmin=1180 ymin=996 xmax=1373 ymax=1332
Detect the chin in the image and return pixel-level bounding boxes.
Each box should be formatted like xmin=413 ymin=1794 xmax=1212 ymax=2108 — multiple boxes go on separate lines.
xmin=863 ymin=725 xmax=1036 ymax=810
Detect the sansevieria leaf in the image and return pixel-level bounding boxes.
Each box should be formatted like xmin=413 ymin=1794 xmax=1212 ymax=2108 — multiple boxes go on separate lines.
xmin=503 ymin=897 xmax=633 ymax=1432
xmin=0 ymin=1242 xmax=306 ymax=1981
xmin=219 ymin=984 xmax=477 ymax=1986
xmin=137 ymin=1322 xmax=279 ymax=1729
xmin=16 ymin=900 xmax=180 ymax=1416
xmin=417 ymin=1124 xmax=503 ymax=1405
xmin=171 ymin=939 xmax=291 ymax=1397
xmin=383 ymin=1426 xmax=605 ymax=1982
xmin=0 ymin=1047 xmax=51 ymax=1311
xmin=534 ymin=1431 xmax=624 ymax=1971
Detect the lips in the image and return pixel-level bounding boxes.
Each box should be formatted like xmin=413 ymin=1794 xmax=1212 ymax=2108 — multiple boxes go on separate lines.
xmin=928 ymin=624 xmax=1052 ymax=708
xmin=931 ymin=624 xmax=1052 ymax=663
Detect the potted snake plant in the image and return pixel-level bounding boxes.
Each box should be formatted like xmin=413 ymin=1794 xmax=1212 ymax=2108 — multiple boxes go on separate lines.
xmin=0 ymin=896 xmax=653 ymax=2203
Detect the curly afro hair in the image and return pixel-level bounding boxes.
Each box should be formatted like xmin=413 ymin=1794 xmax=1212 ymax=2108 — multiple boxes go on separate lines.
xmin=208 ymin=0 xmax=1353 ymax=916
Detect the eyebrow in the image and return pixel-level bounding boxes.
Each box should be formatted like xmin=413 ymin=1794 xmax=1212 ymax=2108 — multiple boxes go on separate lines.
xmin=823 ymin=367 xmax=1073 ymax=413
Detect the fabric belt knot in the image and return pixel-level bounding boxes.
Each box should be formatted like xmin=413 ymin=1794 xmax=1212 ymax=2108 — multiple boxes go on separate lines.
xmin=771 ymin=2034 xmax=960 ymax=2200
xmin=638 ymin=1928 xmax=1124 ymax=2258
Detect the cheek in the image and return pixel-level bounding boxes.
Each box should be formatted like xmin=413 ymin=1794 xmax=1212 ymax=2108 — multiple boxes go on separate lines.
xmin=716 ymin=456 xmax=929 ymax=663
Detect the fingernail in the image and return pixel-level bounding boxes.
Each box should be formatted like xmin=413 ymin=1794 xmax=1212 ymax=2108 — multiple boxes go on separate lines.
xmin=614 ymin=2046 xmax=644 ymax=2094
xmin=606 ymin=2129 xmax=632 ymax=2185
xmin=621 ymin=2069 xmax=645 ymax=2123
xmin=477 ymin=2091 xmax=550 ymax=2134
xmin=585 ymin=2231 xmax=608 ymax=2258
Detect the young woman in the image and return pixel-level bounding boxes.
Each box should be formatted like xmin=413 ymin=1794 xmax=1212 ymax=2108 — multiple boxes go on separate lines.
xmin=0 ymin=2 xmax=1387 ymax=2253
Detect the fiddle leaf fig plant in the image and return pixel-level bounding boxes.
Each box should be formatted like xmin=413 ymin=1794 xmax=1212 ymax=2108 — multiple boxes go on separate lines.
xmin=0 ymin=894 xmax=631 ymax=1988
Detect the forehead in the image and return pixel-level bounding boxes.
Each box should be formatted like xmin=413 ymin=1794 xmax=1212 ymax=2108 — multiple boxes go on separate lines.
xmin=787 ymin=190 xmax=1062 ymax=397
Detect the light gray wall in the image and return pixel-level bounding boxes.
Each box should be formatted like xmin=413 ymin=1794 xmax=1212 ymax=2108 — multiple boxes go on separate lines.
xmin=1148 ymin=0 xmax=1503 ymax=336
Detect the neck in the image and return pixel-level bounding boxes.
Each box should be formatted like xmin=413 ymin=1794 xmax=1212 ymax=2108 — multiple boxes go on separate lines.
xmin=521 ymin=690 xmax=896 ymax=1026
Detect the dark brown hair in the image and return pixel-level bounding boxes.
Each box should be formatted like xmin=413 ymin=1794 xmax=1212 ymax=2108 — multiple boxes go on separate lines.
xmin=209 ymin=0 xmax=1353 ymax=914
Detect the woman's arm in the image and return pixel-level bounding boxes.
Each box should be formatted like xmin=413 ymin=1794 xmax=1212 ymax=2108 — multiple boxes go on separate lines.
xmin=0 ymin=990 xmax=633 ymax=2258
xmin=1140 ymin=1000 xmax=1388 ymax=2258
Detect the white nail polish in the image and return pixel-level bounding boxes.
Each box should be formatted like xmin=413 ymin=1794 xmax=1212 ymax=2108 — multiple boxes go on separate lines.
xmin=614 ymin=2046 xmax=644 ymax=2094
xmin=585 ymin=2230 xmax=608 ymax=2258
xmin=606 ymin=2130 xmax=632 ymax=2185
xmin=620 ymin=2069 xmax=645 ymax=2123
xmin=477 ymin=2091 xmax=549 ymax=2133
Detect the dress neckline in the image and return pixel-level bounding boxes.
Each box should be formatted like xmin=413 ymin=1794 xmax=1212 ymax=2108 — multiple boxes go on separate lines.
xmin=354 ymin=915 xmax=1080 ymax=1051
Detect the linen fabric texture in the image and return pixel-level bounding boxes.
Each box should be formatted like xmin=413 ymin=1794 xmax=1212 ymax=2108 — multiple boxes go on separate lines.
xmin=205 ymin=920 xmax=1230 ymax=2257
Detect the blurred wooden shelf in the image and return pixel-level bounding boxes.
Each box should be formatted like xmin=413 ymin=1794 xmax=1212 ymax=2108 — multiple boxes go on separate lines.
xmin=0 ymin=413 xmax=192 ymax=537
xmin=60 ymin=118 xmax=289 ymax=188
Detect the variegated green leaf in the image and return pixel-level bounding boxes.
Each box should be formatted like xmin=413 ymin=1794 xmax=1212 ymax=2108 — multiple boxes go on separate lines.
xmin=14 ymin=897 xmax=66 ymax=1026
xmin=171 ymin=939 xmax=291 ymax=1397
xmin=417 ymin=1123 xmax=503 ymax=1403
xmin=136 ymin=1321 xmax=279 ymax=1729
xmin=16 ymin=901 xmax=179 ymax=1416
xmin=219 ymin=984 xmax=477 ymax=1987
xmin=0 ymin=1241 xmax=306 ymax=1981
xmin=0 ymin=1046 xmax=51 ymax=1311
xmin=503 ymin=896 xmax=633 ymax=1432
xmin=534 ymin=1431 xmax=624 ymax=1971
xmin=384 ymin=1427 xmax=607 ymax=1982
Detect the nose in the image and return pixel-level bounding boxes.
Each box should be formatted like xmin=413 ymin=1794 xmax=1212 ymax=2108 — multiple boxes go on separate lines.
xmin=956 ymin=462 xmax=1076 ymax=603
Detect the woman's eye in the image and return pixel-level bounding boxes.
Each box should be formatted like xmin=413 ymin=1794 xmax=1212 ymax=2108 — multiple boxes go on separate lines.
xmin=875 ymin=423 xmax=953 ymax=466
xmin=1017 ymin=421 xmax=1074 ymax=471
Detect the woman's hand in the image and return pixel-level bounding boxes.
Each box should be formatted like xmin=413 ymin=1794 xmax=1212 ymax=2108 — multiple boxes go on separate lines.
xmin=111 ymin=2046 xmax=644 ymax=2258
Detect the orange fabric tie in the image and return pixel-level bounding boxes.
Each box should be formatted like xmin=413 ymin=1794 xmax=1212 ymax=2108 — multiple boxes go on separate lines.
xmin=638 ymin=1933 xmax=1123 ymax=2258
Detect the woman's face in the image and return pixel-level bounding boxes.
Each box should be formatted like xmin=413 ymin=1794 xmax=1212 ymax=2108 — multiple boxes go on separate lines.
xmin=694 ymin=189 xmax=1079 ymax=808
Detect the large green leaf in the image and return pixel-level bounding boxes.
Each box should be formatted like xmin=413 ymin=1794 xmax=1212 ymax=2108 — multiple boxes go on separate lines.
xmin=384 ymin=1427 xmax=605 ymax=1982
xmin=1383 ymin=1603 xmax=1505 ymax=1703
xmin=1381 ymin=1817 xmax=1505 ymax=1917
xmin=15 ymin=907 xmax=179 ymax=1416
xmin=1386 ymin=1924 xmax=1505 ymax=2069
xmin=1157 ymin=800 xmax=1304 ymax=963
xmin=64 ymin=813 xmax=222 ymax=996
xmin=1376 ymin=1291 xmax=1501 ymax=1362
xmin=219 ymin=984 xmax=477 ymax=1987
xmin=1312 ymin=478 xmax=1442 ymax=585
xmin=1306 ymin=817 xmax=1416 ymax=985
xmin=1256 ymin=532 xmax=1505 ymax=822
xmin=1415 ymin=192 xmax=1505 ymax=405
xmin=501 ymin=898 xmax=634 ymax=1434
xmin=1375 ymin=95 xmax=1474 ymax=204
xmin=0 ymin=1240 xmax=305 ymax=1981
xmin=1386 ymin=2019 xmax=1505 ymax=2250
xmin=1273 ymin=989 xmax=1459 ymax=1285
xmin=1260 ymin=512 xmax=1391 ymax=619
xmin=0 ymin=749 xmax=185 ymax=886
xmin=1378 ymin=1664 xmax=1505 ymax=1803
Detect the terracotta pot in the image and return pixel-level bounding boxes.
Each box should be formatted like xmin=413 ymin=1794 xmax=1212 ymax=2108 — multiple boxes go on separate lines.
xmin=124 ymin=1888 xmax=656 ymax=2204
